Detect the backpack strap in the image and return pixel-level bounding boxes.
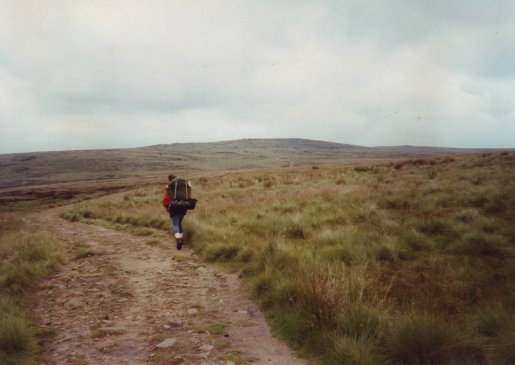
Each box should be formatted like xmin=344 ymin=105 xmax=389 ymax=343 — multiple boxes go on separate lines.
xmin=174 ymin=181 xmax=178 ymax=199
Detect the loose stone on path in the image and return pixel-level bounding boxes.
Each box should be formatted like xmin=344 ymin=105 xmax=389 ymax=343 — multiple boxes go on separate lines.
xmin=156 ymin=338 xmax=177 ymax=348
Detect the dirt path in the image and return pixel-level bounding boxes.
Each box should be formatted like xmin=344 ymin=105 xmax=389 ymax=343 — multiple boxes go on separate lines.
xmin=30 ymin=208 xmax=307 ymax=365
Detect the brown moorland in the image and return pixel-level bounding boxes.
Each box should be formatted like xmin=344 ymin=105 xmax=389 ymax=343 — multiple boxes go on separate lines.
xmin=0 ymin=138 xmax=502 ymax=211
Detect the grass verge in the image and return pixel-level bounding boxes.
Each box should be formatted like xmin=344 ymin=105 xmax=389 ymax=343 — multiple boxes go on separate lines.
xmin=0 ymin=214 xmax=64 ymax=364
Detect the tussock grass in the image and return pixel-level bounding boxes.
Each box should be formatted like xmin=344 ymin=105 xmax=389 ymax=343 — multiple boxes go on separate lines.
xmin=476 ymin=305 xmax=513 ymax=338
xmin=336 ymin=304 xmax=382 ymax=340
xmin=329 ymin=335 xmax=379 ymax=365
xmin=0 ymin=215 xmax=64 ymax=364
xmin=474 ymin=305 xmax=515 ymax=364
xmin=0 ymin=309 xmax=33 ymax=364
xmin=61 ymin=152 xmax=515 ymax=364
xmin=381 ymin=314 xmax=457 ymax=364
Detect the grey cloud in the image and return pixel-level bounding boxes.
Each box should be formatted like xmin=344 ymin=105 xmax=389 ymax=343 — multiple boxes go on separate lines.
xmin=329 ymin=1 xmax=515 ymax=45
xmin=0 ymin=0 xmax=514 ymax=153
xmin=328 ymin=1 xmax=515 ymax=79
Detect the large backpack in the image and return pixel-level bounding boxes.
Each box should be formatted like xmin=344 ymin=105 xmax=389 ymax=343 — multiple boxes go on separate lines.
xmin=167 ymin=177 xmax=191 ymax=201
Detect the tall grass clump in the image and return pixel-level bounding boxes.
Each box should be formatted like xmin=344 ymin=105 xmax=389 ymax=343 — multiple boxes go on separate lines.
xmin=336 ymin=304 xmax=382 ymax=340
xmin=0 ymin=215 xmax=64 ymax=364
xmin=59 ymin=152 xmax=515 ymax=364
xmin=0 ymin=308 xmax=33 ymax=363
xmin=381 ymin=314 xmax=457 ymax=364
xmin=328 ymin=335 xmax=379 ymax=365
xmin=474 ymin=305 xmax=515 ymax=364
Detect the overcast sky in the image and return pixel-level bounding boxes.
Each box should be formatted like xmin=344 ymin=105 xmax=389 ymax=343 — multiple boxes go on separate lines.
xmin=1 ymin=1 xmax=514 ymax=153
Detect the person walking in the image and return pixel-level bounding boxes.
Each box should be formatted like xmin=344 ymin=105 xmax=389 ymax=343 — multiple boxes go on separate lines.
xmin=162 ymin=173 xmax=193 ymax=250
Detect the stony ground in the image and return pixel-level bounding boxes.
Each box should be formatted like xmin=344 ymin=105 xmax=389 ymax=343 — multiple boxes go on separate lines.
xmin=29 ymin=208 xmax=307 ymax=365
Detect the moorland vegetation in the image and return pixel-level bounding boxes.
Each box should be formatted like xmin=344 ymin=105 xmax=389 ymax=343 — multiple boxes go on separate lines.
xmin=49 ymin=152 xmax=515 ymax=363
xmin=0 ymin=138 xmax=491 ymax=190
xmin=0 ymin=215 xmax=64 ymax=364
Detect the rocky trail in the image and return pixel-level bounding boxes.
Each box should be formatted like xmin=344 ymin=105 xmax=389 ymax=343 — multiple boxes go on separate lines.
xmin=29 ymin=208 xmax=307 ymax=365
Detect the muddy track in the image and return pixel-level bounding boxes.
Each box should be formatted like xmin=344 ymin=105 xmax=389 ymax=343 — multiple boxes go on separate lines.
xmin=30 ymin=208 xmax=307 ymax=365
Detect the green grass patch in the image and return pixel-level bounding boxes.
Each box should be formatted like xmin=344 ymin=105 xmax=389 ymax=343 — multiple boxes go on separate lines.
xmin=195 ymin=321 xmax=227 ymax=335
xmin=219 ymin=350 xmax=256 ymax=364
xmin=75 ymin=247 xmax=96 ymax=259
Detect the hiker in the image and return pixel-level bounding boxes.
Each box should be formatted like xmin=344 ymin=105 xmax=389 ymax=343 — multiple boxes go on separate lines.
xmin=162 ymin=173 xmax=195 ymax=250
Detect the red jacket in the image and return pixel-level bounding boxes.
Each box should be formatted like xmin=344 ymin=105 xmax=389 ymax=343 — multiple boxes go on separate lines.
xmin=162 ymin=187 xmax=171 ymax=209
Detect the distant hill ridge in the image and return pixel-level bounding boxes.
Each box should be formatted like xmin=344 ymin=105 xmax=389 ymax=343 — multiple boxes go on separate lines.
xmin=0 ymin=138 xmax=503 ymax=189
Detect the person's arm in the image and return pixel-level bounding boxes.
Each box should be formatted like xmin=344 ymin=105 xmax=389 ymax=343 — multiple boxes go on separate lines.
xmin=162 ymin=187 xmax=171 ymax=209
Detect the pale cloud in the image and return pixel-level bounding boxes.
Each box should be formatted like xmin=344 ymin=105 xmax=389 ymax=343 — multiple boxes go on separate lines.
xmin=0 ymin=0 xmax=514 ymax=153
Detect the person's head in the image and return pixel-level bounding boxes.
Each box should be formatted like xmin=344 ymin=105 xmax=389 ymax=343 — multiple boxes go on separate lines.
xmin=168 ymin=173 xmax=176 ymax=182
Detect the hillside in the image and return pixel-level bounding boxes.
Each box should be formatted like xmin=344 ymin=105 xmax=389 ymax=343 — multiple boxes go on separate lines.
xmin=0 ymin=139 xmax=498 ymax=191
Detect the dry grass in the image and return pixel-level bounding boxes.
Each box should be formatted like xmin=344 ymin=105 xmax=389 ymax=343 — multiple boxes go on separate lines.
xmin=61 ymin=152 xmax=515 ymax=364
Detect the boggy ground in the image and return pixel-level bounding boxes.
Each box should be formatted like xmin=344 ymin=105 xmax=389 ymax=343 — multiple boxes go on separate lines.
xmin=29 ymin=207 xmax=306 ymax=365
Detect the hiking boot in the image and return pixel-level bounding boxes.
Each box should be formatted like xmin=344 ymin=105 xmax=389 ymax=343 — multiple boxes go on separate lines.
xmin=176 ymin=238 xmax=183 ymax=250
